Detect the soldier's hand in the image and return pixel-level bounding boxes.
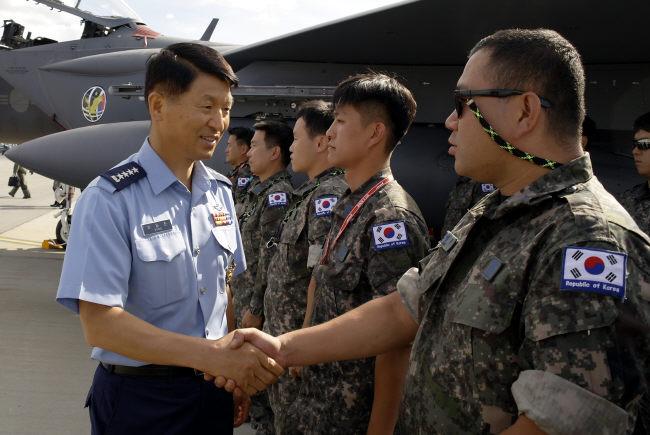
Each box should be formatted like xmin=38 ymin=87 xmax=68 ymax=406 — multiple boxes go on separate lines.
xmin=202 ymin=331 xmax=284 ymax=396
xmin=233 ymin=388 xmax=251 ymax=427
xmin=229 ymin=328 xmax=285 ymax=366
xmin=242 ymin=310 xmax=263 ymax=329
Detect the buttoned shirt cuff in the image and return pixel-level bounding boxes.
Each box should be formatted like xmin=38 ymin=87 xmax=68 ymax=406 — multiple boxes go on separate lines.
xmin=396 ymin=267 xmax=422 ymax=323
xmin=511 ymin=370 xmax=630 ymax=435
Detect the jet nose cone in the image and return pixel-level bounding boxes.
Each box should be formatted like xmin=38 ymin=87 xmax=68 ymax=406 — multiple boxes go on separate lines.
xmin=6 ymin=121 xmax=151 ymax=188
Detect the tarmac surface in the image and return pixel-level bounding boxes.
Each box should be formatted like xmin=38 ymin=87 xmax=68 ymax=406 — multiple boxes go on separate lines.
xmin=0 ymin=155 xmax=254 ymax=434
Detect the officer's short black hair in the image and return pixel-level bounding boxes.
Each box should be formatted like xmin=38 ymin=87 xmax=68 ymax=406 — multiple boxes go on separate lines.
xmin=296 ymin=100 xmax=333 ymax=138
xmin=633 ymin=112 xmax=650 ymax=134
xmin=145 ymin=42 xmax=238 ymax=104
xmin=332 ymin=72 xmax=417 ymax=152
xmin=228 ymin=126 xmax=254 ymax=148
xmin=253 ymin=120 xmax=293 ymax=167
xmin=470 ymin=29 xmax=585 ymax=144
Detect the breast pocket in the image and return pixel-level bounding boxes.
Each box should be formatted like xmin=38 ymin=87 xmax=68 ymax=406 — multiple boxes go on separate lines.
xmin=133 ymin=231 xmax=188 ymax=308
xmin=212 ymin=226 xmax=237 ymax=254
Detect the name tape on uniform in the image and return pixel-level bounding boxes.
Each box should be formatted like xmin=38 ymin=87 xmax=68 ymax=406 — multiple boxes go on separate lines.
xmin=142 ymin=219 xmax=172 ymax=236
xmin=372 ymin=221 xmax=410 ymax=251
xmin=315 ymin=196 xmax=338 ymax=216
xmin=268 ymin=192 xmax=288 ymax=207
xmin=237 ymin=177 xmax=252 ymax=188
xmin=560 ymin=246 xmax=627 ymax=299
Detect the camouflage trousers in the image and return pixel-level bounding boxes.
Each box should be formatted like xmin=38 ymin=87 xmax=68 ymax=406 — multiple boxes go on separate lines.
xmin=268 ymin=373 xmax=302 ymax=434
xmin=250 ymin=391 xmax=275 ymax=435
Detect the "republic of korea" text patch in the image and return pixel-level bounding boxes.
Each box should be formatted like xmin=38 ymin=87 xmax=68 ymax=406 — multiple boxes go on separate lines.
xmin=314 ymin=196 xmax=338 ymax=216
xmin=268 ymin=192 xmax=288 ymax=207
xmin=372 ymin=221 xmax=410 ymax=251
xmin=560 ymin=246 xmax=627 ymax=299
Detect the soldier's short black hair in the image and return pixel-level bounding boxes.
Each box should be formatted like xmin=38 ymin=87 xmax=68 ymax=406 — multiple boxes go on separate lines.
xmin=633 ymin=112 xmax=650 ymax=134
xmin=253 ymin=120 xmax=293 ymax=167
xmin=332 ymin=72 xmax=417 ymax=152
xmin=228 ymin=126 xmax=254 ymax=148
xmin=145 ymin=42 xmax=238 ymax=104
xmin=470 ymin=29 xmax=585 ymax=144
xmin=296 ymin=100 xmax=333 ymax=138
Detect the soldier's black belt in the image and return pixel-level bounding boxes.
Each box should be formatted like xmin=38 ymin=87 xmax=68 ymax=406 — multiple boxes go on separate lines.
xmin=101 ymin=362 xmax=203 ymax=377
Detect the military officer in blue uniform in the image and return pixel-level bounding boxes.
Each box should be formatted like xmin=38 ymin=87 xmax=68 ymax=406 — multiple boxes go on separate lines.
xmin=56 ymin=43 xmax=282 ymax=435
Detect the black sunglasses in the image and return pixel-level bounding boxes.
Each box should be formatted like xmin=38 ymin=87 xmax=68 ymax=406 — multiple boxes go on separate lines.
xmin=454 ymin=88 xmax=553 ymax=116
xmin=633 ymin=138 xmax=650 ymax=151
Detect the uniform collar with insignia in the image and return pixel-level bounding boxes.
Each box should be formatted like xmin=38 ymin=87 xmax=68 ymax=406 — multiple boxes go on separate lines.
xmin=346 ymin=167 xmax=393 ymax=197
xmin=488 ymin=154 xmax=593 ymax=219
xmin=137 ymin=138 xmax=216 ymax=196
xmin=250 ymin=169 xmax=291 ymax=196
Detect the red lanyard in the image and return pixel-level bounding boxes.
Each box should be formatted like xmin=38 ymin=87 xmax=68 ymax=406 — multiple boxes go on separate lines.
xmin=320 ymin=175 xmax=393 ymax=264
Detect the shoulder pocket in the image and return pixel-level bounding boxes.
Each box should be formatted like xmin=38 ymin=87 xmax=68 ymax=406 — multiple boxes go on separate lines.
xmin=135 ymin=231 xmax=185 ymax=262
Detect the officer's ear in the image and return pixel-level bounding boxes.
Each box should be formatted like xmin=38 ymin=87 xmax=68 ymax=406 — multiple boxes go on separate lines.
xmin=148 ymin=91 xmax=165 ymax=122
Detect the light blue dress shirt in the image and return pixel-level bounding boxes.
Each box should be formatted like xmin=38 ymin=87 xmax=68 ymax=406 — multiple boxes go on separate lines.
xmin=57 ymin=139 xmax=246 ymax=366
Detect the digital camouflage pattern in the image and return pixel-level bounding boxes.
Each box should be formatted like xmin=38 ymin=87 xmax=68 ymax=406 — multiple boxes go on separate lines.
xmin=230 ymin=169 xmax=292 ymax=435
xmin=441 ymin=176 xmax=495 ymax=236
xmin=227 ymin=162 xmax=255 ymax=217
xmin=397 ymin=155 xmax=650 ymax=434
xmin=292 ymin=168 xmax=430 ymax=434
xmin=263 ymin=168 xmax=347 ymax=434
xmin=618 ymin=181 xmax=650 ymax=235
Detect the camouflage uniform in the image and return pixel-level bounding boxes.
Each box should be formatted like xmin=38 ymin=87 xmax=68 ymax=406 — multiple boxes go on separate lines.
xmin=263 ymin=168 xmax=347 ymax=434
xmin=618 ymin=181 xmax=650 ymax=235
xmin=397 ymin=155 xmax=650 ymax=434
xmin=231 ymin=169 xmax=292 ymax=435
xmin=441 ymin=176 xmax=495 ymax=235
xmin=227 ymin=162 xmax=255 ymax=217
xmin=292 ymin=168 xmax=430 ymax=434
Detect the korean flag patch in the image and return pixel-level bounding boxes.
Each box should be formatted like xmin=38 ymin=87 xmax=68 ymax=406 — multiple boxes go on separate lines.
xmin=315 ymin=196 xmax=338 ymax=216
xmin=372 ymin=221 xmax=410 ymax=251
xmin=481 ymin=183 xmax=495 ymax=193
xmin=268 ymin=192 xmax=288 ymax=207
xmin=560 ymin=246 xmax=627 ymax=299
xmin=238 ymin=176 xmax=252 ymax=188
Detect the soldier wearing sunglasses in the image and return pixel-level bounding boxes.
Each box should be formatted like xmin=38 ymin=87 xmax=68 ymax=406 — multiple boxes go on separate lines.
xmin=618 ymin=112 xmax=650 ymax=234
xmin=223 ymin=29 xmax=650 ymax=434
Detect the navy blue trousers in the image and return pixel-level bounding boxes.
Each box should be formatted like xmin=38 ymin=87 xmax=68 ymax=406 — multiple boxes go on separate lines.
xmin=86 ymin=364 xmax=234 ymax=435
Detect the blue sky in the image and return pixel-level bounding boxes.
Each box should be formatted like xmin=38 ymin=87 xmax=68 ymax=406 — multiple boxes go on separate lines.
xmin=1 ymin=0 xmax=404 ymax=45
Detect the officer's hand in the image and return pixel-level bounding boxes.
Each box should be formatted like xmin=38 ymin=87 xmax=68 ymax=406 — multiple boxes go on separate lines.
xmin=233 ymin=388 xmax=251 ymax=427
xmin=204 ymin=331 xmax=284 ymax=396
xmin=242 ymin=310 xmax=263 ymax=329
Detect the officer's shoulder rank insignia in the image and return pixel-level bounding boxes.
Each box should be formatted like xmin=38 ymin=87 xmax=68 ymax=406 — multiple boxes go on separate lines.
xmin=314 ymin=196 xmax=338 ymax=217
xmin=372 ymin=220 xmax=410 ymax=251
xmin=560 ymin=246 xmax=627 ymax=299
xmin=100 ymin=162 xmax=146 ymax=191
xmin=268 ymin=192 xmax=288 ymax=207
xmin=238 ymin=176 xmax=252 ymax=188
xmin=211 ymin=204 xmax=232 ymax=227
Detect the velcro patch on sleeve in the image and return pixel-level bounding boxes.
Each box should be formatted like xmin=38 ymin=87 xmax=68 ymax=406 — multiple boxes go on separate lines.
xmin=238 ymin=177 xmax=252 ymax=188
xmin=560 ymin=246 xmax=627 ymax=299
xmin=314 ymin=196 xmax=338 ymax=216
xmin=268 ymin=192 xmax=288 ymax=207
xmin=372 ymin=221 xmax=410 ymax=251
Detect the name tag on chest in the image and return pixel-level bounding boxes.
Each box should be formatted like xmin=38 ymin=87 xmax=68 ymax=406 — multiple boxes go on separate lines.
xmin=142 ymin=219 xmax=172 ymax=236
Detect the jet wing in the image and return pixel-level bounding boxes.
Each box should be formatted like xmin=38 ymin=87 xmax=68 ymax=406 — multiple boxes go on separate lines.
xmin=226 ymin=0 xmax=650 ymax=71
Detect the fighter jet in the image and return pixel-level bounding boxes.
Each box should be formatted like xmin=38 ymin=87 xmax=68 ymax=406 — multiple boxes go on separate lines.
xmin=4 ymin=0 xmax=650 ymax=235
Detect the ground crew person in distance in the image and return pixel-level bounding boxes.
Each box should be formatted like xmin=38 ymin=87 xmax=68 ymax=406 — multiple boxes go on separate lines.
xmin=55 ymin=43 xmax=283 ymax=435
xmin=225 ymin=126 xmax=255 ymax=216
xmin=618 ymin=111 xmax=650 ymax=235
xmin=230 ymin=119 xmax=293 ymax=434
xmin=262 ymin=100 xmax=347 ymax=434
xmin=285 ymin=73 xmax=430 ymax=434
xmin=227 ymin=29 xmax=650 ymax=434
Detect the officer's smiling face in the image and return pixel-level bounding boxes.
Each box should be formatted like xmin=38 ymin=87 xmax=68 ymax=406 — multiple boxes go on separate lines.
xmin=445 ymin=49 xmax=516 ymax=184
xmin=159 ymin=72 xmax=233 ymax=162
